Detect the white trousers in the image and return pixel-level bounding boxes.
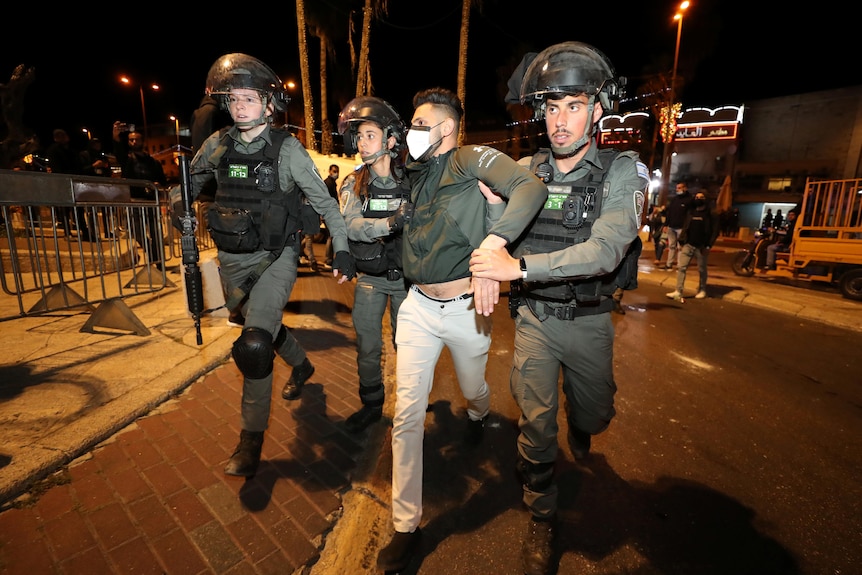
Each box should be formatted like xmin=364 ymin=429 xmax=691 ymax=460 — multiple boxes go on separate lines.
xmin=391 ymin=286 xmax=492 ymax=532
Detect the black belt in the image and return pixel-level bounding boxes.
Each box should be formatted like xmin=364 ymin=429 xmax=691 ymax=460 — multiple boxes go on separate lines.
xmin=363 ymin=269 xmax=403 ymax=281
xmin=412 ymin=284 xmax=473 ymax=303
xmin=526 ymin=296 xmax=613 ymax=320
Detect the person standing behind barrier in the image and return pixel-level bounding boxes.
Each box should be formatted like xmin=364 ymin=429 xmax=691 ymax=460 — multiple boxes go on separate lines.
xmin=79 ymin=137 xmax=114 ymax=238
xmin=323 ymin=164 xmax=340 ymax=269
xmin=113 ymin=124 xmax=167 ymax=266
xmin=469 ymin=42 xmax=648 ymax=575
xmin=336 ymin=97 xmax=410 ymax=434
xmin=45 ymin=128 xmax=93 ymax=241
xmin=183 ymin=53 xmax=356 ymax=479
xmin=375 ymin=87 xmax=547 ymax=573
xmin=663 ymin=180 xmax=692 ymax=270
xmin=666 ymin=190 xmax=720 ymax=300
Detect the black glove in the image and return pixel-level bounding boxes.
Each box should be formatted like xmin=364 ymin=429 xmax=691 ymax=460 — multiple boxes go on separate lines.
xmin=387 ymin=201 xmax=414 ymax=234
xmin=333 ymin=250 xmax=356 ymax=280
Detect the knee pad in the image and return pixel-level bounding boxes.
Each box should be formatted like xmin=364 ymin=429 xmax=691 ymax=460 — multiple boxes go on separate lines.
xmin=232 ymin=327 xmax=274 ymax=379
xmin=517 ymin=456 xmax=554 ymax=493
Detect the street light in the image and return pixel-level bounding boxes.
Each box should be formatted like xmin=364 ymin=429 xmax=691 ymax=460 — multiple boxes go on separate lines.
xmin=120 ymin=76 xmax=160 ymax=142
xmin=658 ymin=0 xmax=690 ymax=206
xmin=169 ymin=115 xmax=180 ymax=147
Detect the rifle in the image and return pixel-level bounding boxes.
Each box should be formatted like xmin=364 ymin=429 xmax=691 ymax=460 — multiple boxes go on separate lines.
xmin=178 ymin=153 xmax=204 ymax=345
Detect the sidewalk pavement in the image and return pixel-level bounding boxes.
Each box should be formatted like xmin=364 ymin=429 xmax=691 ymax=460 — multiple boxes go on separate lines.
xmin=0 ymin=238 xmax=859 ymax=575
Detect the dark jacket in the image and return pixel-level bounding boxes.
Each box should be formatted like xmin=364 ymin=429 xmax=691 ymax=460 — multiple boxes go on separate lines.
xmin=679 ymin=204 xmax=720 ymax=249
xmin=665 ymin=191 xmax=692 ymax=228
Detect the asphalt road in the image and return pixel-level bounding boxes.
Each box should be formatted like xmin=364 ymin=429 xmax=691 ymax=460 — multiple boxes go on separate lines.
xmin=346 ymin=280 xmax=862 ymax=575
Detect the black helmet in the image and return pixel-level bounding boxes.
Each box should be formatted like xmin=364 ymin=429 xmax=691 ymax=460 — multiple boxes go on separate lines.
xmin=337 ymin=96 xmax=406 ymax=157
xmin=520 ymin=41 xmax=624 ymax=114
xmin=205 ymin=53 xmax=289 ymax=112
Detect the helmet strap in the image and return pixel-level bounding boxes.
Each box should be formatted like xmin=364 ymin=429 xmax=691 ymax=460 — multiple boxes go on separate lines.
xmin=233 ymin=94 xmax=271 ymax=129
xmin=361 ymin=148 xmax=390 ymax=164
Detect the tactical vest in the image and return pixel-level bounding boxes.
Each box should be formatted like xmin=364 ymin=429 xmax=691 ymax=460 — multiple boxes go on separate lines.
xmin=519 ymin=148 xmax=640 ymax=306
xmin=349 ymin=176 xmax=411 ymax=275
xmin=212 ymin=128 xmax=300 ymax=251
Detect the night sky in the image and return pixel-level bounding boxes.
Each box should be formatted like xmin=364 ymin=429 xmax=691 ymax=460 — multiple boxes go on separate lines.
xmin=3 ymin=1 xmax=859 ymax=153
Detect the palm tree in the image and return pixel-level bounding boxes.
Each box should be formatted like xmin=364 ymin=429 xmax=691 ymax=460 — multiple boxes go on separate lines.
xmin=456 ymin=0 xmax=473 ymax=145
xmin=295 ymin=0 xmax=316 ymax=150
xmin=354 ymin=0 xmax=390 ymax=98
xmin=306 ymin=0 xmax=353 ymax=155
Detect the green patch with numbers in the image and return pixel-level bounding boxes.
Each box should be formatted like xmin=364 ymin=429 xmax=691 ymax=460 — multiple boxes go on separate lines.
xmin=229 ymin=164 xmax=249 ymax=179
xmin=545 ymin=192 xmax=568 ymax=210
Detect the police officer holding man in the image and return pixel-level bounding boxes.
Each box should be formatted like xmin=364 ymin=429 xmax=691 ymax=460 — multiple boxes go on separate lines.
xmin=186 ymin=53 xmax=356 ymax=478
xmin=336 ymin=96 xmax=411 ymax=434
xmin=469 ymin=42 xmax=648 ymax=575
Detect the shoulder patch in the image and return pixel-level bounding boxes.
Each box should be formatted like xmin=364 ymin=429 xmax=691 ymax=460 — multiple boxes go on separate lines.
xmin=635 ymin=160 xmax=649 ymax=182
xmin=634 ymin=190 xmax=646 ymax=225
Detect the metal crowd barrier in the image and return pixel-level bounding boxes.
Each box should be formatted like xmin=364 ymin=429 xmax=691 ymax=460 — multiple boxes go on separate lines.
xmin=0 ymin=169 xmax=210 ymax=334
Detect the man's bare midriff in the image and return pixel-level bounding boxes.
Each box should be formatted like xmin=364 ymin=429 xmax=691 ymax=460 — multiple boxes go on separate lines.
xmin=415 ymin=277 xmax=471 ymax=300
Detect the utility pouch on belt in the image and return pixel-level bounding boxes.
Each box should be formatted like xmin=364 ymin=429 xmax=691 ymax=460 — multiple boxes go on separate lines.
xmin=349 ymin=240 xmax=387 ymax=274
xmin=207 ymin=204 xmax=261 ymax=253
xmin=509 ymin=280 xmax=523 ymax=318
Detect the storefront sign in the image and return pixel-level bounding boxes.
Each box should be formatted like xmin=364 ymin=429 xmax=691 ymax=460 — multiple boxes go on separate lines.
xmin=675 ymin=122 xmax=738 ymax=141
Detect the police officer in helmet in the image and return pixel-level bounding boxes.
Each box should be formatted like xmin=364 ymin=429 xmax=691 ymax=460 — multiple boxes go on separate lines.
xmin=187 ymin=53 xmax=356 ymax=478
xmin=337 ymin=96 xmax=411 ymax=434
xmin=470 ymin=41 xmax=648 ymax=575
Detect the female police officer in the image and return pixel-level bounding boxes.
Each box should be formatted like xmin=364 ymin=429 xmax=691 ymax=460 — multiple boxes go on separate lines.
xmin=336 ymin=96 xmax=411 ymax=434
xmin=187 ymin=53 xmax=355 ymax=478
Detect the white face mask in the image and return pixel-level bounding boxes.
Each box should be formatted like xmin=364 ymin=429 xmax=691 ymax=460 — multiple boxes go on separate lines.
xmin=406 ymin=121 xmax=443 ymax=162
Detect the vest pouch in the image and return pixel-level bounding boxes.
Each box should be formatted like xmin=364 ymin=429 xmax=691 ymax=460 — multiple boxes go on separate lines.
xmin=259 ymin=200 xmax=290 ymax=250
xmin=349 ymin=239 xmax=388 ymax=274
xmin=207 ymin=204 xmax=260 ymax=253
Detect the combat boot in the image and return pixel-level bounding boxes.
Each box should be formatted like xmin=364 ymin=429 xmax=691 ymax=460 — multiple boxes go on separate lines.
xmin=377 ymin=528 xmax=422 ymax=573
xmin=344 ymin=404 xmax=383 ymax=434
xmin=281 ymin=357 xmax=315 ymax=400
xmin=224 ymin=430 xmax=264 ymax=477
xmin=568 ymin=427 xmax=592 ymax=461
xmin=522 ymin=516 xmax=556 ymax=575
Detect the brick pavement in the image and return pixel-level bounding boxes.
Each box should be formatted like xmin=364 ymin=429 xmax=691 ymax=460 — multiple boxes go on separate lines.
xmin=0 ymin=266 xmax=370 ymax=575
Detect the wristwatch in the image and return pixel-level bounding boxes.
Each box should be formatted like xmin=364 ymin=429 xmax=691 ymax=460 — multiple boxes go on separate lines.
xmin=519 ymin=257 xmax=527 ymax=280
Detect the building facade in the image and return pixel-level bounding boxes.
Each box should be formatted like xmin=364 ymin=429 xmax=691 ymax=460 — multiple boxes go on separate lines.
xmin=599 ymin=84 xmax=862 ymax=232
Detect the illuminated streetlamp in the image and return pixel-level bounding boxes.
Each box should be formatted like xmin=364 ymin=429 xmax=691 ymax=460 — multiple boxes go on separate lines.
xmin=120 ymin=76 xmax=160 ymax=142
xmin=658 ymin=0 xmax=690 ymax=206
xmin=170 ymin=115 xmax=180 ymax=147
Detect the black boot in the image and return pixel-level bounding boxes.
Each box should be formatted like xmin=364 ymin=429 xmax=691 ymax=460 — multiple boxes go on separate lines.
xmin=522 ymin=516 xmax=556 ymax=575
xmin=465 ymin=414 xmax=489 ymax=446
xmin=377 ymin=528 xmax=422 ymax=573
xmin=281 ymin=357 xmax=315 ymax=400
xmin=344 ymin=404 xmax=383 ymax=434
xmin=224 ymin=430 xmax=264 ymax=477
xmin=568 ymin=427 xmax=592 ymax=461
